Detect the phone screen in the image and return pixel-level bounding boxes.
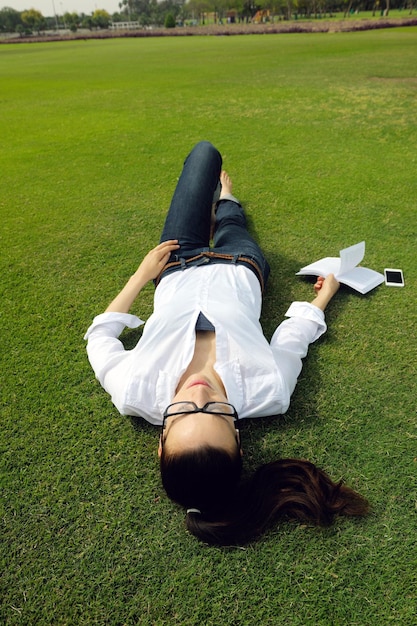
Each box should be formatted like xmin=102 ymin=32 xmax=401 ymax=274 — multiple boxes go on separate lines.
xmin=384 ymin=270 xmax=404 ymax=286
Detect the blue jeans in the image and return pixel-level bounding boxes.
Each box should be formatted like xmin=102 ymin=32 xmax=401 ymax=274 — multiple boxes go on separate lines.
xmin=158 ymin=141 xmax=270 ymax=291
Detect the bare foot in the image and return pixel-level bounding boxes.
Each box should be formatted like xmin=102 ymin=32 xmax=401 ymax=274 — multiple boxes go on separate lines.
xmin=219 ymin=170 xmax=233 ymax=198
xmin=211 ymin=171 xmax=233 ymax=239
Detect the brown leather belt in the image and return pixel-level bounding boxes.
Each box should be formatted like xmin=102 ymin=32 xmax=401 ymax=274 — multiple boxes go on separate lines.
xmin=155 ymin=251 xmax=265 ymax=293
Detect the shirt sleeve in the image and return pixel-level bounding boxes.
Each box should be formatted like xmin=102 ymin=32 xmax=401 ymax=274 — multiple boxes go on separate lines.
xmin=83 ymin=312 xmax=144 ymax=383
xmin=270 ymin=302 xmax=327 ymax=399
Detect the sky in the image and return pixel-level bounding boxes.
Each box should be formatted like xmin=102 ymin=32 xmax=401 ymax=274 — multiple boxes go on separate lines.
xmin=2 ymin=0 xmax=122 ymax=16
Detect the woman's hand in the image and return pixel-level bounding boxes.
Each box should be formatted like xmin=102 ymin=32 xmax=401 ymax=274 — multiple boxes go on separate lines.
xmin=314 ymin=274 xmax=340 ymax=297
xmin=311 ymin=274 xmax=340 ymax=311
xmin=105 ymin=240 xmax=179 ymax=314
xmin=134 ymin=240 xmax=180 ymax=283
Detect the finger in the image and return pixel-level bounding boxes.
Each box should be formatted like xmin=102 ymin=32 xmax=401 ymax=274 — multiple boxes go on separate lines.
xmin=158 ymin=243 xmax=179 ymax=257
xmin=158 ymin=251 xmax=174 ymax=268
xmin=157 ymin=239 xmax=179 ymax=249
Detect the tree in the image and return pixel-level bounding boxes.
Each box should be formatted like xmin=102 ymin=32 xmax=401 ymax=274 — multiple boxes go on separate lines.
xmin=343 ymin=0 xmax=356 ymax=17
xmin=186 ymin=0 xmax=211 ymax=23
xmin=93 ymin=9 xmax=111 ymax=28
xmin=82 ymin=15 xmax=95 ymax=29
xmin=121 ymin=0 xmax=155 ymax=21
xmin=0 ymin=6 xmax=22 ymax=32
xmin=165 ymin=11 xmax=176 ymax=25
xmin=21 ymin=8 xmax=45 ymax=33
xmin=64 ymin=12 xmax=80 ymax=31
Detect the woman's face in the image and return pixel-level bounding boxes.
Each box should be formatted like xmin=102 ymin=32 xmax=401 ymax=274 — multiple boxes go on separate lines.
xmin=158 ymin=374 xmax=240 ymax=457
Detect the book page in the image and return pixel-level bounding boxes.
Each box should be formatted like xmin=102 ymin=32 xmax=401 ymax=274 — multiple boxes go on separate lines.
xmin=339 ymin=266 xmax=384 ymax=294
xmin=339 ymin=242 xmax=365 ymax=276
xmin=296 ymin=257 xmax=341 ymax=277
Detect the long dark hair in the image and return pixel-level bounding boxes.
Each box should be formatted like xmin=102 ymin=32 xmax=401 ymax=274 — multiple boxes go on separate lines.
xmin=160 ymin=447 xmax=369 ymax=546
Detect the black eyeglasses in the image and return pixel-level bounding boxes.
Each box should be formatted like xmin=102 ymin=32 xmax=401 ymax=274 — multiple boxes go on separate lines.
xmin=161 ymin=401 xmax=240 ymax=446
xmin=163 ymin=401 xmax=238 ymax=422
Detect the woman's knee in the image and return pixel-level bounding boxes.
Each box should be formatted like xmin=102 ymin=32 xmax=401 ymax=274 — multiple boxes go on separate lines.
xmin=189 ymin=141 xmax=221 ymax=164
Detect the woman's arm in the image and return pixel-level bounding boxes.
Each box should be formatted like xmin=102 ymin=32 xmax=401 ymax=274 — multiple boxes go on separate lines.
xmin=105 ymin=240 xmax=179 ymax=314
xmin=270 ymin=274 xmax=340 ymax=403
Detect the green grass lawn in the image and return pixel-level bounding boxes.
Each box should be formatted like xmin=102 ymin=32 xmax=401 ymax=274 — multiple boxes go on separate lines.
xmin=1 ymin=28 xmax=416 ymax=625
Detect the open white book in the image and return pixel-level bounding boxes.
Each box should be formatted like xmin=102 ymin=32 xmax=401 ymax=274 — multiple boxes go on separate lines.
xmin=296 ymin=241 xmax=384 ymax=294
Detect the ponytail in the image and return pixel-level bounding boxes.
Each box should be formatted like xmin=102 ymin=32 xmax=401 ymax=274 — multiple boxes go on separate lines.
xmin=160 ymin=451 xmax=369 ymax=546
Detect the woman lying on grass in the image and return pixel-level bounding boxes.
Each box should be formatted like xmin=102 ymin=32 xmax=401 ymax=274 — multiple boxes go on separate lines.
xmin=84 ymin=141 xmax=369 ymax=545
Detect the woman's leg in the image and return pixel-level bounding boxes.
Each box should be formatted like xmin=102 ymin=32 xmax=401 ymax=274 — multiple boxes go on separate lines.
xmin=213 ymin=172 xmax=259 ymax=251
xmin=213 ymin=172 xmax=271 ymax=287
xmin=159 ymin=141 xmax=222 ymax=252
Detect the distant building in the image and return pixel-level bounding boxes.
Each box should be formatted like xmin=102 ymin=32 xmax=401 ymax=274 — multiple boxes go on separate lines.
xmin=110 ymin=21 xmax=141 ymax=30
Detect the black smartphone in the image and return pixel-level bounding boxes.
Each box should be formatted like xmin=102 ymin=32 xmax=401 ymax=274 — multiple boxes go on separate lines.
xmin=384 ymin=269 xmax=404 ymax=287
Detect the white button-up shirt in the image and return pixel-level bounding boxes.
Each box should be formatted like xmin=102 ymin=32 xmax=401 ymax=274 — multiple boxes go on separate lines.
xmin=84 ymin=264 xmax=326 ymax=425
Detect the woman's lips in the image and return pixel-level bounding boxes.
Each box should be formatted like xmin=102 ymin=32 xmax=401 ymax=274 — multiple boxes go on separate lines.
xmin=187 ymin=380 xmax=210 ymax=388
